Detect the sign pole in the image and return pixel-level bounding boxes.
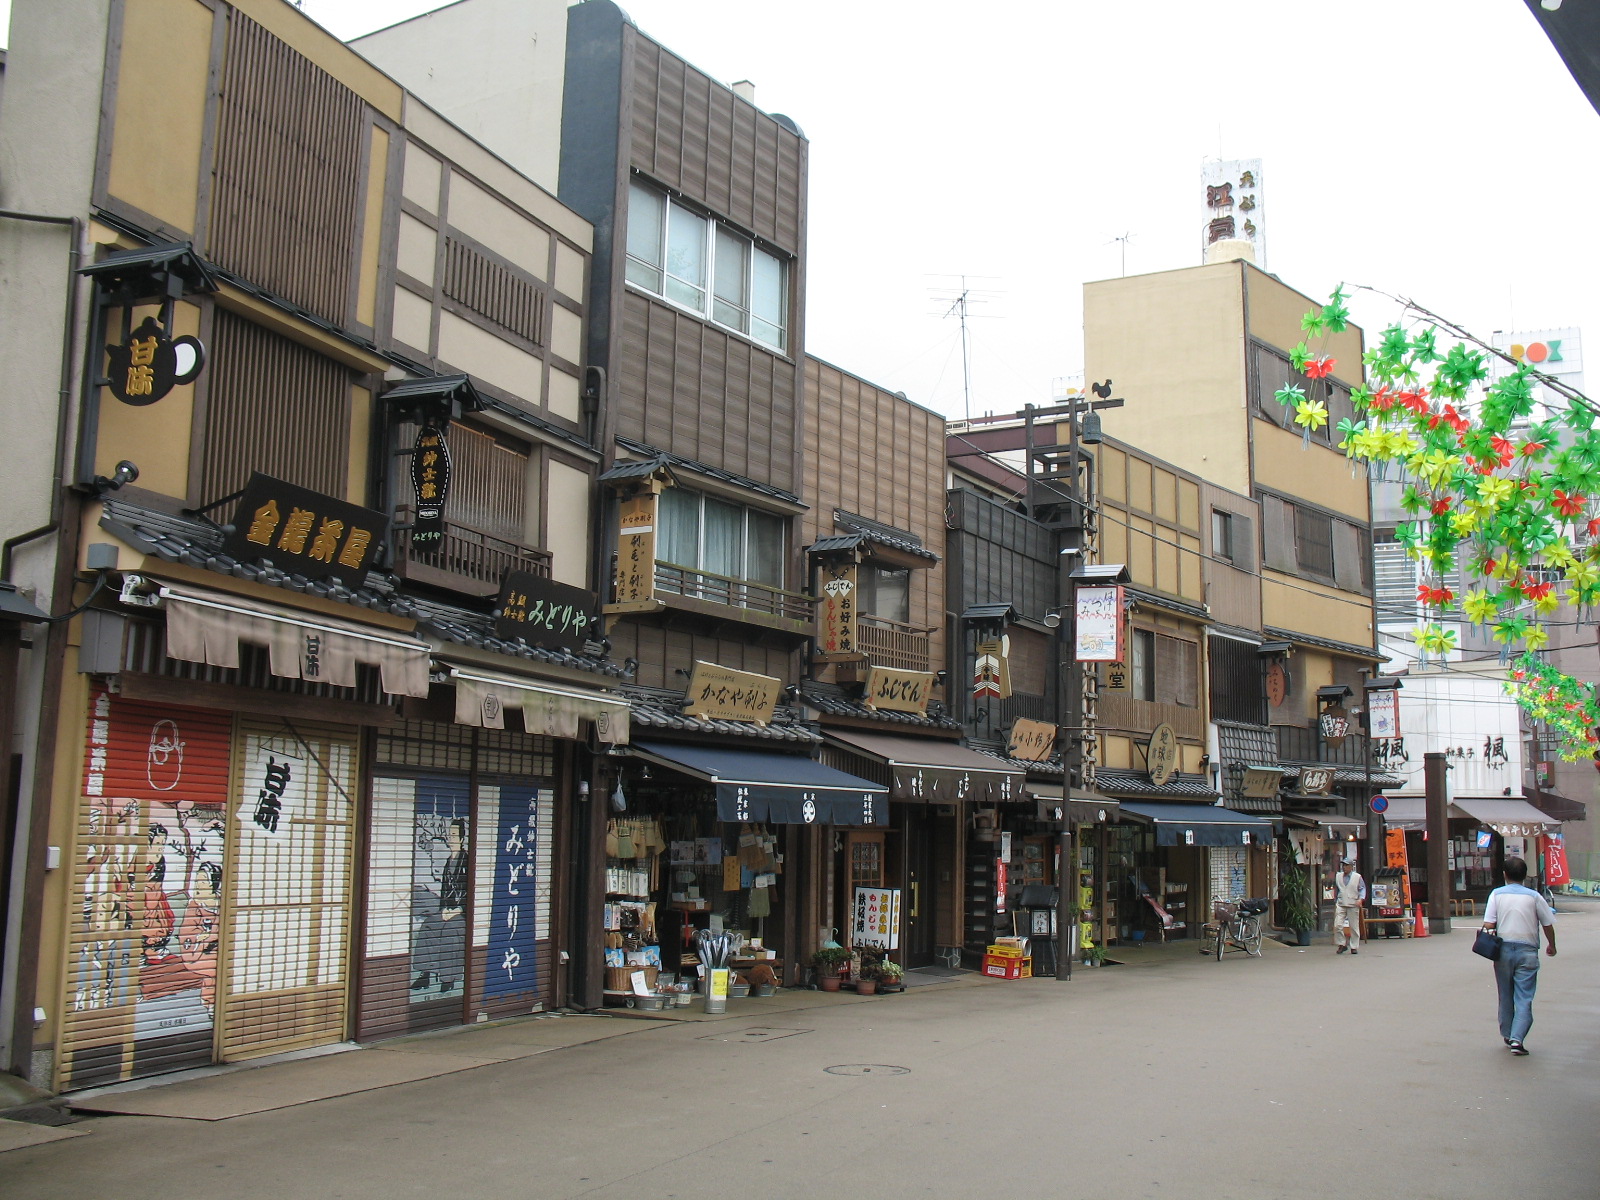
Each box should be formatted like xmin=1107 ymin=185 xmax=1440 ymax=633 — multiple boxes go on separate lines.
xmin=1424 ymin=752 xmax=1452 ymax=935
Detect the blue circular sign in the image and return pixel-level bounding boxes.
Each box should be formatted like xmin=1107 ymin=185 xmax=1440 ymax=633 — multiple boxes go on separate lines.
xmin=1370 ymin=795 xmax=1389 ymax=814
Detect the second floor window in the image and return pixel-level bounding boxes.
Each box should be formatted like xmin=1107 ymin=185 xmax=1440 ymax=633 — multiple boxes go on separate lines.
xmin=1129 ymin=628 xmax=1199 ymax=707
xmin=858 ymin=566 xmax=911 ymax=623
xmin=626 ymin=180 xmax=788 ymax=351
xmin=658 ymin=487 xmax=785 ymax=586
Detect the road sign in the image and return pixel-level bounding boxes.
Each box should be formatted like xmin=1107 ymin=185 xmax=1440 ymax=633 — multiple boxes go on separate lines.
xmin=1370 ymin=795 xmax=1389 ymax=814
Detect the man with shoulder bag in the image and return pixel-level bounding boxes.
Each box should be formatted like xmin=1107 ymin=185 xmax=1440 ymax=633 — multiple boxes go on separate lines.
xmin=1481 ymin=856 xmax=1557 ymax=1056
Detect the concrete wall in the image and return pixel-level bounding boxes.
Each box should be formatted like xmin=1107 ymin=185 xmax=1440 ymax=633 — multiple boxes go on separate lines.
xmin=354 ymin=0 xmax=570 ymax=193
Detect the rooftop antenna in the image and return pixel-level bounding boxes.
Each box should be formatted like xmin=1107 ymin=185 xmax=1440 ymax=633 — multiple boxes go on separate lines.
xmin=928 ymin=274 xmax=1001 ymax=421
xmin=1110 ymin=232 xmax=1134 ymax=277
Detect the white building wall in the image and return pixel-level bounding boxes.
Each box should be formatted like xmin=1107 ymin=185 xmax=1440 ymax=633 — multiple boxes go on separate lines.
xmin=1380 ymin=667 xmax=1524 ymax=799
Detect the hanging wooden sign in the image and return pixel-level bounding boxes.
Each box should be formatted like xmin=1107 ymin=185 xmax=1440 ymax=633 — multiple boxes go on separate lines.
xmin=410 ymin=424 xmax=451 ymax=547
xmin=222 ymin=473 xmax=389 ymax=588
xmin=816 ymin=560 xmax=861 ymax=660
xmin=106 ymin=314 xmax=205 ymax=406
xmin=494 ymin=571 xmax=598 ymax=651
xmin=613 ymin=492 xmax=658 ymax=607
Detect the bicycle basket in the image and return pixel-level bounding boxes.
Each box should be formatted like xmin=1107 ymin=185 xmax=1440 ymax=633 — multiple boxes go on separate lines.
xmin=1212 ymin=899 xmax=1238 ymax=922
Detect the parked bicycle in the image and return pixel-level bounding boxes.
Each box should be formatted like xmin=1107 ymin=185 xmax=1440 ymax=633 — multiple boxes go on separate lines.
xmin=1202 ymin=897 xmax=1268 ymax=960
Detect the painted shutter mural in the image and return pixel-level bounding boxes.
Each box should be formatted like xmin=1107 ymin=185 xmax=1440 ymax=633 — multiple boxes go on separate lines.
xmin=218 ymin=719 xmax=358 ymax=1061
xmin=60 ymin=690 xmax=234 ymax=1091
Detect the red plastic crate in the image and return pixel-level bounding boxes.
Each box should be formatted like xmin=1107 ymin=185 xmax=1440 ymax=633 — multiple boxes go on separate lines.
xmin=981 ymin=954 xmax=1032 ymax=979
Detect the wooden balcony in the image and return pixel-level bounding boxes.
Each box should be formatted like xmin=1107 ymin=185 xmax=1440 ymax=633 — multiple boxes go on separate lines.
xmin=608 ymin=560 xmax=814 ymax=637
xmin=856 ymin=614 xmax=934 ymax=672
xmin=392 ymin=505 xmax=550 ymax=596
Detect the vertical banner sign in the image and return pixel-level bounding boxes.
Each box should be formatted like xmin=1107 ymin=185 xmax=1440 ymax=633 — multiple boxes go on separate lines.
xmin=239 ymin=738 xmax=303 ymax=837
xmin=614 ymin=492 xmax=658 ymax=605
xmin=411 ymin=425 xmax=451 ymax=547
xmin=852 ymin=887 xmax=900 ymax=949
xmin=818 ymin=560 xmax=859 ymax=657
xmin=995 ymin=858 xmax=1008 ymax=913
xmin=484 ymin=786 xmax=540 ymax=999
xmin=1543 ymin=833 xmax=1569 ymax=888
xmin=1074 ymin=585 xmax=1124 ymax=662
xmin=1367 ymin=687 xmax=1400 ymax=740
xmin=973 ymin=637 xmax=1012 ymax=700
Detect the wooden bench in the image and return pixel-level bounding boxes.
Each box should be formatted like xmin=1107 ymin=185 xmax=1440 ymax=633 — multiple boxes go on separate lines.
xmin=1449 ymin=899 xmax=1478 ymax=917
xmin=1360 ymin=912 xmax=1413 ymax=939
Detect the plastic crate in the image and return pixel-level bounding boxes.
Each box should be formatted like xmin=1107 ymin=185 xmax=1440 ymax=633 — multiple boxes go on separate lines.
xmin=981 ymin=954 xmax=1032 ymax=979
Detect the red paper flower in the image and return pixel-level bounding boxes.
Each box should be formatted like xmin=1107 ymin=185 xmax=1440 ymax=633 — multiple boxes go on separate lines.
xmin=1588 ymin=516 xmax=1600 ymax=538
xmin=1430 ymin=498 xmax=1451 ymax=515
xmin=1521 ymin=438 xmax=1547 ymax=457
xmin=1552 ymin=490 xmax=1587 ymax=517
xmin=1305 ymin=357 xmax=1336 ymax=379
xmin=1369 ymin=386 xmax=1397 ymax=412
xmin=1491 ymin=436 xmax=1517 ymax=467
xmin=1399 ymin=390 xmax=1430 ymax=414
xmin=1523 ymin=580 xmax=1553 ymax=601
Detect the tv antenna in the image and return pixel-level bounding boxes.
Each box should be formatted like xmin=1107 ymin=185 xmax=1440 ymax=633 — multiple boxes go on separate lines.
xmin=1108 ymin=232 xmax=1134 ymax=277
xmin=927 ymin=275 xmax=1001 ymax=421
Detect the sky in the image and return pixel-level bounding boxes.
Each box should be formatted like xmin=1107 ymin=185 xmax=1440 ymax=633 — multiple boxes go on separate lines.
xmin=7 ymin=1 xmax=1599 ymax=421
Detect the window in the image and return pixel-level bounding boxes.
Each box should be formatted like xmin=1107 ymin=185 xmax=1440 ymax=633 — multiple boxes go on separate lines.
xmin=1249 ymin=342 xmax=1354 ymax=445
xmin=658 ymin=486 xmax=785 ymax=586
xmin=1129 ymin=629 xmax=1155 ymax=702
xmin=1295 ymin=506 xmax=1335 ymax=577
xmin=1212 ymin=509 xmax=1233 ymax=562
xmin=858 ymin=566 xmax=911 ymax=624
xmin=1129 ymin=628 xmax=1199 ymax=707
xmin=625 ymin=180 xmax=789 ymax=351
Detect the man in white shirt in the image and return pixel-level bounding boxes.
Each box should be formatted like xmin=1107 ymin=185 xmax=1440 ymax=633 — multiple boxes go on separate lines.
xmin=1482 ymin=856 xmax=1557 ymax=1056
xmin=1332 ymin=860 xmax=1366 ymax=955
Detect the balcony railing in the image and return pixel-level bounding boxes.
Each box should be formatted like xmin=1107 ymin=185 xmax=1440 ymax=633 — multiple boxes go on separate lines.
xmin=1275 ymin=722 xmax=1377 ymax=768
xmin=652 ymin=561 xmax=814 ymax=623
xmin=857 ymin=614 xmax=934 ymax=672
xmin=393 ymin=506 xmax=551 ymax=596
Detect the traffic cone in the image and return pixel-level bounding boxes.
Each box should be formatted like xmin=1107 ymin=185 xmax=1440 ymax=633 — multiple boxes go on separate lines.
xmin=1413 ymin=904 xmax=1429 ymax=937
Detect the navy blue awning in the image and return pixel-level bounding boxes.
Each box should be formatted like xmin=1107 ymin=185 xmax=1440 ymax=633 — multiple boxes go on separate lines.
xmin=1119 ymin=801 xmax=1275 ymax=847
xmin=631 ymin=741 xmax=889 ymax=826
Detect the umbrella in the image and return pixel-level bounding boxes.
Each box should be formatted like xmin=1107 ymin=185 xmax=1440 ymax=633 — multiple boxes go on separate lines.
xmin=694 ymin=929 xmax=736 ymax=969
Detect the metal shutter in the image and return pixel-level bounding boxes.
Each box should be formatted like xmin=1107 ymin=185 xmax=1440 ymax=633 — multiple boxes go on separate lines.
xmin=1209 ymin=847 xmax=1249 ymax=907
xmin=58 ymin=691 xmax=234 ymax=1091
xmin=472 ymin=784 xmax=554 ymax=1019
xmin=217 ymin=719 xmax=357 ymax=1061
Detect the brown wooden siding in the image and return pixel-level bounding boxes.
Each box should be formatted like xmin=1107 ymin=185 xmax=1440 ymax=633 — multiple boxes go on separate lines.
xmin=198 ymin=310 xmax=352 ymax=503
xmin=209 ymin=11 xmax=366 ymax=323
xmin=626 ymin=29 xmax=804 ymax=254
xmin=608 ymin=622 xmax=799 ymax=689
xmin=1097 ymin=692 xmax=1205 ymax=741
xmin=615 ymin=292 xmax=799 ymax=492
xmin=1209 ymin=634 xmax=1268 ymax=725
xmin=442 ymin=238 xmax=546 ymax=348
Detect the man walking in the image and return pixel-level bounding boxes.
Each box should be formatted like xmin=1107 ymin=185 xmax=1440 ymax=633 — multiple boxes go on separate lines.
xmin=1332 ymin=859 xmax=1365 ymax=955
xmin=1482 ymin=856 xmax=1557 ymax=1056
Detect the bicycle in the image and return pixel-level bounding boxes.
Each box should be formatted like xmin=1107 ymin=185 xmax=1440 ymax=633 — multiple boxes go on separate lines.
xmin=1202 ymin=897 xmax=1268 ymax=960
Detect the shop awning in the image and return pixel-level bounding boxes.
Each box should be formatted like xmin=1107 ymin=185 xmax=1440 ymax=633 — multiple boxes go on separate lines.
xmin=1524 ymin=785 xmax=1586 ymax=823
xmin=1028 ymin=782 xmax=1119 ymax=825
xmin=1284 ymin=811 xmax=1369 ymax=839
xmin=822 ymin=729 xmax=1025 ymax=804
xmin=151 ymin=580 xmax=431 ymax=697
xmin=631 ymin=741 xmax=888 ymax=826
xmin=448 ymin=665 xmax=629 ymax=743
xmin=1380 ymin=796 xmax=1560 ymax=836
xmin=1119 ymin=801 xmax=1276 ymax=847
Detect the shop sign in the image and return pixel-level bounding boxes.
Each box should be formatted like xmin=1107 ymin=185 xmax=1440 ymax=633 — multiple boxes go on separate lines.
xmin=613 ymin=492 xmax=658 ymax=606
xmin=1265 ymin=660 xmax=1291 ymax=708
xmin=493 ymin=571 xmax=596 ymax=652
xmin=1200 ymin=158 xmax=1265 ymax=262
xmin=1320 ymin=705 xmax=1351 ymax=746
xmin=1299 ymin=766 xmax=1335 ymax=795
xmin=483 ymin=786 xmax=542 ymax=999
xmin=239 ymin=737 xmax=304 ymax=837
xmin=1544 ymin=833 xmax=1569 ymax=886
xmin=1147 ymin=723 xmax=1179 ymax=787
xmin=106 ymin=315 xmax=205 ymax=406
xmin=410 ymin=424 xmax=451 ymax=547
xmin=1103 ymin=659 xmax=1129 ymax=691
xmin=1367 ymin=687 xmax=1400 ymax=739
xmin=1241 ymin=768 xmax=1282 ymax=798
xmin=1073 ymin=585 xmax=1124 ymax=662
xmin=851 ymin=886 xmax=900 ymax=949
xmin=995 ymin=859 xmax=1008 ymax=913
xmin=1007 ymin=718 xmax=1056 ymax=762
xmin=863 ymin=666 xmax=936 ymax=714
xmin=816 ymin=560 xmax=860 ymax=659
xmin=222 ymin=473 xmax=388 ymax=588
xmin=973 ymin=637 xmax=1012 ymax=700
xmin=683 ymin=661 xmax=781 ymax=725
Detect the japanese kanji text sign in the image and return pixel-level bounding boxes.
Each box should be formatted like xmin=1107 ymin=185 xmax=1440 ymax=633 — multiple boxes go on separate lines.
xmin=683 ymin=661 xmax=781 ymax=725
xmin=222 ymin=473 xmax=388 ymax=588
xmin=494 ymin=572 xmax=597 ymax=652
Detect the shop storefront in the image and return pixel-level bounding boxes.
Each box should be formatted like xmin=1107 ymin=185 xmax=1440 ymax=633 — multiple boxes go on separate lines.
xmin=1384 ymin=796 xmax=1561 ymax=905
xmin=600 ymin=740 xmax=887 ymax=997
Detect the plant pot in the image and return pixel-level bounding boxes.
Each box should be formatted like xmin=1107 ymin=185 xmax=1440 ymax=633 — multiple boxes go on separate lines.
xmin=855 ymin=979 xmax=877 ymax=995
xmin=818 ymin=976 xmax=842 ymax=992
xmin=1295 ymin=929 xmax=1312 ymax=947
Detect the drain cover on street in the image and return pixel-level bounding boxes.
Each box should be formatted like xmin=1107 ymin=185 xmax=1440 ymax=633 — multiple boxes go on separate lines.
xmin=696 ymin=1027 xmax=812 ymax=1043
xmin=823 ymin=1064 xmax=910 ymax=1076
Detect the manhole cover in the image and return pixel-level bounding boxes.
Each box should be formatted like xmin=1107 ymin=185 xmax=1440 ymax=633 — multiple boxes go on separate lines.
xmin=696 ymin=1027 xmax=812 ymax=1043
xmin=823 ymin=1064 xmax=910 ymax=1076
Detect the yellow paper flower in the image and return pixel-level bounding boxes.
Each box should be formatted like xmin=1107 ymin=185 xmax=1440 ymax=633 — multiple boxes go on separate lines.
xmin=1542 ymin=542 xmax=1577 ymax=570
xmin=1448 ymin=510 xmax=1481 ymax=537
xmin=1533 ymin=591 xmax=1561 ymax=617
xmin=1462 ymin=590 xmax=1498 ymax=624
xmin=1524 ymin=626 xmax=1551 ymax=651
xmin=1411 ymin=449 xmax=1459 ymax=487
xmin=1566 ymin=559 xmax=1600 ymax=589
xmin=1295 ymin=398 xmax=1329 ymax=430
xmin=1475 ymin=475 xmax=1514 ymax=505
xmin=1412 ymin=623 xmax=1457 ymax=655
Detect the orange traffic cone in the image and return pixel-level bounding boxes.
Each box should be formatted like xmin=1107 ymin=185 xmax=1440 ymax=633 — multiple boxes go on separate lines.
xmin=1413 ymin=904 xmax=1429 ymax=937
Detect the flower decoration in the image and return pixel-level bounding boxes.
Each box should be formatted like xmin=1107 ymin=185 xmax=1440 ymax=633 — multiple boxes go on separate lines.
xmin=1505 ymin=653 xmax=1600 ymax=760
xmin=1295 ymin=398 xmax=1329 ymax=430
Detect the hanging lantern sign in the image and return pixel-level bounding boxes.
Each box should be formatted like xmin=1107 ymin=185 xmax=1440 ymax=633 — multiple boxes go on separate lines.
xmin=106 ymin=314 xmax=205 ymax=406
xmin=411 ymin=424 xmax=451 ymax=547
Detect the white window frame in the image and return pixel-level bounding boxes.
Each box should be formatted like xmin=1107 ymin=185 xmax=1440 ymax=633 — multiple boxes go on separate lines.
xmin=625 ymin=179 xmax=789 ymax=352
xmin=657 ymin=486 xmax=787 ymax=588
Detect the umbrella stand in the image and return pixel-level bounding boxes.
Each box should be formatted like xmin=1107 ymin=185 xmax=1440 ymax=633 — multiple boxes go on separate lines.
xmin=695 ymin=929 xmax=736 ymax=1014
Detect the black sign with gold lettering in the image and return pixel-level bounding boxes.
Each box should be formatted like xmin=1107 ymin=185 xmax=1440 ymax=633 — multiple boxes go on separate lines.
xmin=410 ymin=424 xmax=451 ymax=546
xmin=106 ymin=315 xmax=205 ymax=406
xmin=222 ymin=473 xmax=389 ymax=588
xmin=494 ymin=571 xmax=598 ymax=652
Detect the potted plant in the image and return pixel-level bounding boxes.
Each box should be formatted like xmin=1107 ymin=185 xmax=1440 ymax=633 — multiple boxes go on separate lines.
xmin=812 ymin=946 xmax=849 ymax=991
xmin=1279 ymin=851 xmax=1317 ymax=946
xmin=876 ymin=959 xmax=905 ymax=991
xmin=1081 ymin=943 xmax=1107 ymax=967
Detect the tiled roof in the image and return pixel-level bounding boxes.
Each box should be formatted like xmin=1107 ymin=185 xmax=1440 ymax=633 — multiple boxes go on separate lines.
xmin=621 ymin=685 xmax=822 ymax=742
xmin=1127 ymin=586 xmax=1209 ymax=621
xmin=1216 ymin=721 xmax=1286 ymax=770
xmin=970 ymin=746 xmax=1064 ymax=778
xmin=1263 ymin=625 xmax=1382 ymax=661
xmin=99 ymin=499 xmax=627 ymax=678
xmin=615 ymin=436 xmax=803 ymax=505
xmin=799 ymin=681 xmax=961 ymax=730
xmin=831 ymin=513 xmax=940 ymax=562
xmin=1091 ymin=769 xmax=1220 ymax=800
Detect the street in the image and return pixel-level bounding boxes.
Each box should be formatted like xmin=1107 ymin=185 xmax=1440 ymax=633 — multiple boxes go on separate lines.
xmin=5 ymin=905 xmax=1598 ymax=1200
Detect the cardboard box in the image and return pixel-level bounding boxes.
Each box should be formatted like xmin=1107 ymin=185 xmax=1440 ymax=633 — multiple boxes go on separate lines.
xmin=982 ymin=954 xmax=1032 ymax=979
xmin=987 ymin=940 xmax=1029 ymax=958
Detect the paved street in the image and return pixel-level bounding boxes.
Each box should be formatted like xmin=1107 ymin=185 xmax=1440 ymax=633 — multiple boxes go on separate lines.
xmin=5 ymin=904 xmax=1598 ymax=1200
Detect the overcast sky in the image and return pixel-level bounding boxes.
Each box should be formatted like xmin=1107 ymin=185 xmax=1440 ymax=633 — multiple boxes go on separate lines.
xmin=10 ymin=1 xmax=1598 ymax=421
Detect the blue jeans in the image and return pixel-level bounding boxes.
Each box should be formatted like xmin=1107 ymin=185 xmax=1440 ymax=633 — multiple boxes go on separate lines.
xmin=1494 ymin=941 xmax=1541 ymax=1043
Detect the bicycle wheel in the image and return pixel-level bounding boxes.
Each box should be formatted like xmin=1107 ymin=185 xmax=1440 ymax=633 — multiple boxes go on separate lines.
xmin=1214 ymin=920 xmax=1226 ymax=961
xmin=1239 ymin=915 xmax=1262 ymax=957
